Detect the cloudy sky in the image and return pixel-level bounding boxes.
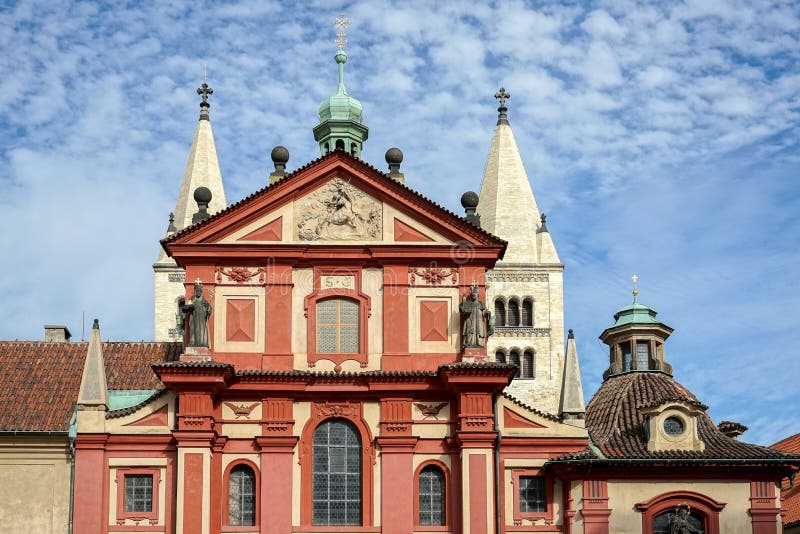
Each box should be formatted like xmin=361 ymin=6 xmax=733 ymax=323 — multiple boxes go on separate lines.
xmin=1 ymin=0 xmax=798 ymax=445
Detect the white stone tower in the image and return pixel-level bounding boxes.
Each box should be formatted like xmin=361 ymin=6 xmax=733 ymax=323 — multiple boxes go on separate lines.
xmin=153 ymin=80 xmax=227 ymax=341
xmin=477 ymin=88 xmax=582 ymax=416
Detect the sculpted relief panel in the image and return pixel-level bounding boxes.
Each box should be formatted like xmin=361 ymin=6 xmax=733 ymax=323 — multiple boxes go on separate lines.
xmin=295 ymin=178 xmax=382 ymax=241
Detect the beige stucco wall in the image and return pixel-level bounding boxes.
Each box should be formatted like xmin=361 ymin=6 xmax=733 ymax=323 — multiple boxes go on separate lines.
xmin=604 ymin=479 xmax=755 ymax=533
xmin=0 ymin=436 xmax=72 ymax=534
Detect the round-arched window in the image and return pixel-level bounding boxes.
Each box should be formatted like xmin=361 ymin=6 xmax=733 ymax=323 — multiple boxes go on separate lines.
xmin=312 ymin=419 xmax=362 ymax=525
xmin=663 ymin=417 xmax=685 ymax=437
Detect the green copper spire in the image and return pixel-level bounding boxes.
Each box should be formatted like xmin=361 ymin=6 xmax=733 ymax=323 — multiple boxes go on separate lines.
xmin=313 ymin=15 xmax=368 ymax=158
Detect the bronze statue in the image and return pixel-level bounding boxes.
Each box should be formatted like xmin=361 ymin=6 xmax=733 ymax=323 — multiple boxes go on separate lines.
xmin=460 ymin=285 xmax=492 ymax=348
xmin=182 ymin=281 xmax=212 ymax=347
xmin=670 ymin=503 xmax=702 ymax=534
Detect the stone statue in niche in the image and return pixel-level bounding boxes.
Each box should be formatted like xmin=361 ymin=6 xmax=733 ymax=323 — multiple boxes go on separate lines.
xmin=460 ymin=285 xmax=493 ymax=348
xmin=182 ymin=280 xmax=212 ymax=347
xmin=295 ymin=178 xmax=382 ymax=241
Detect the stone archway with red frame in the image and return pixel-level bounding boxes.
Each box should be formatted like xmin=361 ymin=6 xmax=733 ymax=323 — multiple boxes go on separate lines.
xmin=636 ymin=490 xmax=726 ymax=534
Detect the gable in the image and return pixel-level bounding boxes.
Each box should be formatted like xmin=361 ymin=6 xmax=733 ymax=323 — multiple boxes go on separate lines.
xmin=498 ymin=395 xmax=588 ymax=438
xmin=164 ymin=152 xmax=505 ymax=253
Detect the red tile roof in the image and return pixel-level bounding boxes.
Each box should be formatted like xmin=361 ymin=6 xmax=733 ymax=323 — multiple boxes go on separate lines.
xmin=554 ymin=372 xmax=798 ymax=463
xmin=772 ymin=433 xmax=800 ymax=525
xmin=0 ymin=341 xmax=181 ymax=432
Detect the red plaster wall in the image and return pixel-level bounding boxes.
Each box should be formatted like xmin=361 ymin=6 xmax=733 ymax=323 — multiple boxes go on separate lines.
xmin=183 ymin=453 xmax=204 ymax=533
xmin=469 ymin=454 xmax=488 ymax=534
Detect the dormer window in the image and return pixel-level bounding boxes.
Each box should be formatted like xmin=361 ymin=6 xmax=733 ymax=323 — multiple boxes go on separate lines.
xmin=663 ymin=416 xmax=684 ymax=437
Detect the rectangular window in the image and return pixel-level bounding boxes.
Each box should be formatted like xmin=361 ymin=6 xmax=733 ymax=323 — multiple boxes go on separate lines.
xmin=125 ymin=474 xmax=153 ymax=513
xmin=621 ymin=342 xmax=632 ymax=371
xmin=636 ymin=341 xmax=650 ymax=370
xmin=519 ymin=476 xmax=546 ymax=513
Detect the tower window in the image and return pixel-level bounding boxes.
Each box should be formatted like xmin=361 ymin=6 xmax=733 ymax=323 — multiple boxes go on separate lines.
xmin=335 ymin=139 xmax=345 ymax=151
xmin=636 ymin=341 xmax=650 ymax=370
xmin=508 ymin=300 xmax=520 ymax=326
xmin=522 ymin=350 xmax=534 ymax=379
xmin=521 ymin=299 xmax=533 ymax=326
xmin=621 ymin=342 xmax=632 ymax=372
xmin=509 ymin=350 xmax=521 ymax=378
xmin=494 ymin=300 xmax=506 ymax=327
xmin=495 ymin=350 xmax=506 ymax=364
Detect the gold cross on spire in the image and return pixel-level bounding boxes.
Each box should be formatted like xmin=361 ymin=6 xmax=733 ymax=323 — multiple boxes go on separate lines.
xmin=632 ymin=274 xmax=639 ymax=301
xmin=334 ymin=14 xmax=350 ymax=50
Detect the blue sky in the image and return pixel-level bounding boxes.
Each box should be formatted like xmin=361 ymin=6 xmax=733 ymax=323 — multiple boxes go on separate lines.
xmin=1 ymin=0 xmax=798 ymax=445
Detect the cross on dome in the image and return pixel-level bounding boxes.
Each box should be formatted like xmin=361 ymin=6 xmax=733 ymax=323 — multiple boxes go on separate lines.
xmin=334 ymin=15 xmax=350 ymax=50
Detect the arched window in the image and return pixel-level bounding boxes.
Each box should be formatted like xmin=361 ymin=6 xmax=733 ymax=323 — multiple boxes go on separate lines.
xmin=228 ymin=464 xmax=256 ymax=526
xmin=653 ymin=508 xmax=704 ymax=533
xmin=509 ymin=350 xmax=521 ymax=378
xmin=494 ymin=300 xmax=506 ymax=327
xmin=324 ymin=142 xmax=330 ymax=154
xmin=418 ymin=465 xmax=445 ymax=526
xmin=317 ymin=298 xmax=360 ymax=354
xmin=313 ymin=419 xmax=362 ymax=525
xmin=335 ymin=139 xmax=345 ymax=151
xmin=636 ymin=490 xmax=725 ymax=534
xmin=521 ymin=299 xmax=533 ymax=326
xmin=351 ymin=142 xmax=358 ymax=156
xmin=522 ymin=350 xmax=534 ymax=379
xmin=508 ymin=300 xmax=520 ymax=326
xmin=495 ymin=350 xmax=506 ymax=364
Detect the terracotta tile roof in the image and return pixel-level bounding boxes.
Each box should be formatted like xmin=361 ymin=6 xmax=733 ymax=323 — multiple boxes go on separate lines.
xmin=552 ymin=372 xmax=799 ymax=463
xmin=772 ymin=433 xmax=800 ymax=525
xmin=162 ymin=150 xmax=507 ymax=249
xmin=0 ymin=341 xmax=181 ymax=432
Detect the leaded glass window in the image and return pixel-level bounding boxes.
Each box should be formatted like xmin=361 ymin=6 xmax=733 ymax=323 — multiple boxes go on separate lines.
xmin=495 ymin=350 xmax=506 ymax=363
xmin=418 ymin=465 xmax=445 ymax=526
xmin=510 ymin=351 xmax=521 ymax=378
xmin=508 ymin=300 xmax=520 ymax=326
xmin=521 ymin=299 xmax=533 ymax=326
xmin=621 ymin=342 xmax=632 ymax=372
xmin=312 ymin=419 xmax=362 ymax=525
xmin=317 ymin=298 xmax=359 ymax=353
xmin=519 ymin=476 xmax=546 ymax=513
xmin=124 ymin=474 xmax=153 ymax=513
xmin=663 ymin=417 xmax=685 ymax=436
xmin=228 ymin=465 xmax=256 ymax=526
xmin=636 ymin=341 xmax=650 ymax=370
xmin=522 ymin=351 xmax=534 ymax=379
xmin=494 ymin=300 xmax=506 ymax=327
xmin=653 ymin=509 xmax=704 ymax=533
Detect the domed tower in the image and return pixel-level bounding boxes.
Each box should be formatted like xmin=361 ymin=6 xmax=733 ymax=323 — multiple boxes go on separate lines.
xmin=313 ymin=16 xmax=368 ymax=158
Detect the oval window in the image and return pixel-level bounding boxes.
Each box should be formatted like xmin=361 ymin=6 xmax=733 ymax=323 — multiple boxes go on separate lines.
xmin=663 ymin=416 xmax=685 ymax=436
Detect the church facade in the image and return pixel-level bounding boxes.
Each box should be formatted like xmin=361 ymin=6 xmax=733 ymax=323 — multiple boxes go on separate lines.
xmin=1 ymin=39 xmax=798 ymax=534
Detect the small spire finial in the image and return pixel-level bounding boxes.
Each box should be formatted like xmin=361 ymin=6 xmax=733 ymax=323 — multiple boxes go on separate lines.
xmin=334 ymin=15 xmax=350 ymax=50
xmin=632 ymin=274 xmax=639 ymax=302
xmin=197 ymin=71 xmax=213 ymax=120
xmin=495 ymin=86 xmax=511 ymax=125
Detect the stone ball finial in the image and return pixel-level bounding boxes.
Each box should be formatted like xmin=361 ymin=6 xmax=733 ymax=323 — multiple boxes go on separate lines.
xmin=194 ymin=186 xmax=212 ymax=204
xmin=385 ymin=147 xmax=403 ymax=165
xmin=271 ymin=145 xmax=289 ymax=165
xmin=461 ymin=191 xmax=479 ymax=209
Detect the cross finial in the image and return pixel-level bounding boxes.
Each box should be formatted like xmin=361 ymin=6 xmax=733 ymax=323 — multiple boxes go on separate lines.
xmin=632 ymin=274 xmax=639 ymax=302
xmin=334 ymin=15 xmax=350 ymax=50
xmin=495 ymin=86 xmax=511 ymax=125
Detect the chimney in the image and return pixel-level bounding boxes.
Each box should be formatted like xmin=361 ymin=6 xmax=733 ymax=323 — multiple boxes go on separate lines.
xmin=44 ymin=325 xmax=72 ymax=342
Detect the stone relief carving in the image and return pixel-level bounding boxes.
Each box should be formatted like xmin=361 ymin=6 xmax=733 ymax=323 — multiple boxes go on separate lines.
xmin=215 ymin=266 xmax=267 ymax=285
xmin=409 ymin=267 xmax=458 ymax=286
xmin=295 ymin=178 xmax=382 ymax=241
xmin=493 ymin=327 xmax=551 ymax=338
xmin=486 ymin=272 xmax=549 ymax=283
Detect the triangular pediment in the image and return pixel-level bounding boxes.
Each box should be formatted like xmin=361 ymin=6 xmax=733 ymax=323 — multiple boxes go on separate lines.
xmin=163 ymin=152 xmax=506 ymax=253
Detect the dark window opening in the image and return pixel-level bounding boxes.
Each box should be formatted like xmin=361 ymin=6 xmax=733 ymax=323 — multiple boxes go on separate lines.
xmin=521 ymin=299 xmax=533 ymax=326
xmin=494 ymin=300 xmax=506 ymax=327
xmin=509 ymin=351 xmax=521 ymax=378
xmin=522 ymin=350 xmax=534 ymax=378
xmin=508 ymin=300 xmax=520 ymax=326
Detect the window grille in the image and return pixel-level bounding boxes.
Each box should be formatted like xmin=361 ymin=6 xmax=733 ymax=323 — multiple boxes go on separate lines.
xmin=521 ymin=300 xmax=533 ymax=326
xmin=317 ymin=298 xmax=359 ymax=353
xmin=509 ymin=351 xmax=521 ymax=378
xmin=653 ymin=510 xmax=704 ymax=533
xmin=635 ymin=341 xmax=650 ymax=370
xmin=418 ymin=465 xmax=445 ymax=526
xmin=522 ymin=351 xmax=534 ymax=378
xmin=228 ymin=465 xmax=256 ymax=526
xmin=312 ymin=419 xmax=362 ymax=525
xmin=124 ymin=474 xmax=153 ymax=513
xmin=495 ymin=350 xmax=506 ymax=363
xmin=519 ymin=476 xmax=546 ymax=513
xmin=494 ymin=300 xmax=506 ymax=327
xmin=507 ymin=300 xmax=520 ymax=326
